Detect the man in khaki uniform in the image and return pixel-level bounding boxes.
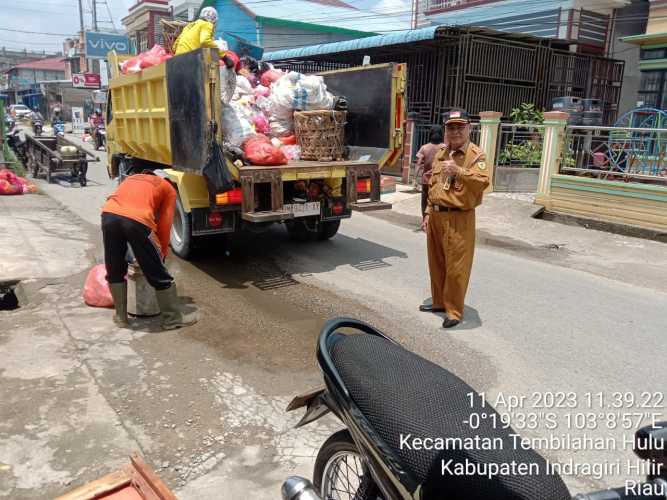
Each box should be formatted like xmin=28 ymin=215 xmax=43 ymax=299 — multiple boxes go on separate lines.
xmin=419 ymin=109 xmax=490 ymax=328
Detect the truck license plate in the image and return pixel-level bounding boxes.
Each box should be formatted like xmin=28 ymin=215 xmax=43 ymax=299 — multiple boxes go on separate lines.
xmin=285 ymin=202 xmax=320 ymax=218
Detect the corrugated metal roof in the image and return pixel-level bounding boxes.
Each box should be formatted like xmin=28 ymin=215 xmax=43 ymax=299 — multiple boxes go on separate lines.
xmin=12 ymin=56 xmax=66 ymax=72
xmin=263 ymin=24 xmax=439 ymax=61
xmin=249 ymin=0 xmax=409 ymax=34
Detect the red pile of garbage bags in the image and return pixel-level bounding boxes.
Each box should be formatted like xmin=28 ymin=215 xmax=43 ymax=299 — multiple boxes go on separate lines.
xmin=121 ymin=45 xmax=172 ymax=75
xmin=0 ymin=169 xmax=37 ymax=195
xmin=242 ymin=135 xmax=287 ymax=166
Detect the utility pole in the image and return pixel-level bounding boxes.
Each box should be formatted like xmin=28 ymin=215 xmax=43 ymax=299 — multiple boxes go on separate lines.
xmin=92 ymin=0 xmax=98 ymax=31
xmin=77 ymin=0 xmax=85 ymax=33
xmin=91 ymin=0 xmax=100 ymax=75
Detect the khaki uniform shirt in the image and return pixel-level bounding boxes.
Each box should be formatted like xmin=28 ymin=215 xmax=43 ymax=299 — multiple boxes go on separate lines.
xmin=425 ymin=142 xmax=490 ymax=213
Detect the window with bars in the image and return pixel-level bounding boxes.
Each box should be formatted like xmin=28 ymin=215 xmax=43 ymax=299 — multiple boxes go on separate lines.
xmin=640 ymin=48 xmax=666 ymax=60
xmin=638 ymin=70 xmax=667 ymax=109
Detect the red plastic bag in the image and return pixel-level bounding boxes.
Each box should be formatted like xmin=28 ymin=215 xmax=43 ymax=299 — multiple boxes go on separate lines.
xmin=260 ymin=69 xmax=283 ymax=87
xmin=243 ymin=135 xmax=287 ymax=166
xmin=121 ymin=45 xmax=170 ymax=74
xmin=279 ymin=134 xmax=297 ymax=145
xmin=0 ymin=179 xmax=22 ymax=195
xmin=83 ymin=264 xmax=114 ymax=308
xmin=139 ymin=45 xmax=167 ymax=69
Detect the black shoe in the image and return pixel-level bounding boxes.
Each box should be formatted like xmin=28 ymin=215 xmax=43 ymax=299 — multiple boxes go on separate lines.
xmin=419 ymin=304 xmax=445 ymax=312
xmin=442 ymin=317 xmax=461 ymax=329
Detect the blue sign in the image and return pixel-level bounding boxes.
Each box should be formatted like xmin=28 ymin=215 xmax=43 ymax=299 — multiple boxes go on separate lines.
xmin=85 ymin=31 xmax=130 ymax=59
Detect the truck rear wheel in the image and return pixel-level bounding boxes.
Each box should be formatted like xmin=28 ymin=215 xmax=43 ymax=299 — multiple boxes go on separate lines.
xmin=318 ymin=220 xmax=341 ymax=240
xmin=170 ymin=195 xmax=193 ymax=259
xmin=286 ymin=219 xmax=318 ymax=242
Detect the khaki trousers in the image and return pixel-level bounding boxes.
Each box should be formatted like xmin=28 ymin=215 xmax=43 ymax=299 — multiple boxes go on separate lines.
xmin=426 ymin=209 xmax=476 ymax=321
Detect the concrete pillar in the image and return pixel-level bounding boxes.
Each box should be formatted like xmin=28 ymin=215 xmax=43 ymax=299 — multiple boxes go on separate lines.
xmin=479 ymin=111 xmax=502 ymax=193
xmin=401 ymin=112 xmax=418 ymax=184
xmin=535 ymin=111 xmax=569 ymax=207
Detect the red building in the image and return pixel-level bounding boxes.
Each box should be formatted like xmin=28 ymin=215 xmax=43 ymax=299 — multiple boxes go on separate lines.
xmin=122 ymin=0 xmax=172 ymax=53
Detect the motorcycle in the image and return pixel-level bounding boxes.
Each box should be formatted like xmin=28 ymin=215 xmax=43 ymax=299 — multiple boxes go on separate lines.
xmin=94 ymin=123 xmax=106 ymax=150
xmin=53 ymin=120 xmax=65 ymax=137
xmin=283 ymin=318 xmax=667 ymax=500
xmin=32 ymin=118 xmax=43 ymax=136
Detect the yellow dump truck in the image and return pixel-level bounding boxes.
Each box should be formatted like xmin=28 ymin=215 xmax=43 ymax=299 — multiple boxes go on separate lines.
xmin=106 ymin=49 xmax=405 ymax=258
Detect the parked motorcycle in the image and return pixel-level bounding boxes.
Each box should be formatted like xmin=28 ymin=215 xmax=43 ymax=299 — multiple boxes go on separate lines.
xmin=284 ymin=318 xmax=667 ymax=500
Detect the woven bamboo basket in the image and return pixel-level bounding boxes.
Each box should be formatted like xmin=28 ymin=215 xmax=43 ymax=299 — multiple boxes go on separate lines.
xmin=293 ymin=110 xmax=347 ymax=161
xmin=160 ymin=19 xmax=187 ymax=53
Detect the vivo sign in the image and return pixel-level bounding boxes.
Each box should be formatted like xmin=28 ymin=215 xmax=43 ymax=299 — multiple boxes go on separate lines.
xmin=85 ymin=31 xmax=131 ymax=59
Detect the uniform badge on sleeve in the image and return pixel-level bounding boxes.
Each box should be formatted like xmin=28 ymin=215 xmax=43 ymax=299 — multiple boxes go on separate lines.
xmin=477 ymin=161 xmax=487 ymax=170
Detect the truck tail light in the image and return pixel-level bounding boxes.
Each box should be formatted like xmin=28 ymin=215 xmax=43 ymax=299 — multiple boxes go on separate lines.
xmin=215 ymin=188 xmax=242 ymax=205
xmin=208 ymin=211 xmax=223 ymax=227
xmin=333 ymin=201 xmax=344 ymax=216
xmin=356 ymin=179 xmax=371 ymax=193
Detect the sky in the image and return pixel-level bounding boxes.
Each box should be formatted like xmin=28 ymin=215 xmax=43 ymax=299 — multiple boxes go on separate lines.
xmin=0 ymin=0 xmax=411 ymax=55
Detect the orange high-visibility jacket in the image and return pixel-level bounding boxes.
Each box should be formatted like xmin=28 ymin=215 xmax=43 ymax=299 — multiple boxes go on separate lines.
xmin=102 ymin=174 xmax=177 ymax=257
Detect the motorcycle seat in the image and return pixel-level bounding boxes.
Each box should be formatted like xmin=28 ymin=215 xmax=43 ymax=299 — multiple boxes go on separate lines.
xmin=329 ymin=333 xmax=571 ymax=500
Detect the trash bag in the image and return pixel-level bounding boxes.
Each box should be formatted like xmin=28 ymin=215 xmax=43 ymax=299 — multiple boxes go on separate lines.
xmin=0 ymin=179 xmax=22 ymax=195
xmin=120 ymin=45 xmax=171 ymax=74
xmin=83 ymin=264 xmax=114 ymax=308
xmin=260 ymin=69 xmax=283 ymax=88
xmin=221 ymin=102 xmax=255 ymax=147
xmin=202 ymin=138 xmax=235 ymax=208
xmin=242 ymin=135 xmax=287 ymax=166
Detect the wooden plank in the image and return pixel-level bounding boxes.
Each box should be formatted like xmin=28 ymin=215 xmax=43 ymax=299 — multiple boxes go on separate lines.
xmin=55 ymin=470 xmax=131 ymax=500
xmin=127 ymin=453 xmax=177 ymax=500
xmin=241 ymin=210 xmax=293 ymax=223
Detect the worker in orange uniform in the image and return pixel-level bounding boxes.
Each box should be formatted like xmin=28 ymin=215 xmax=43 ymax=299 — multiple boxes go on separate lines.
xmin=101 ymin=170 xmax=198 ymax=330
xmin=173 ymin=7 xmax=221 ymax=56
xmin=420 ymin=109 xmax=489 ymax=328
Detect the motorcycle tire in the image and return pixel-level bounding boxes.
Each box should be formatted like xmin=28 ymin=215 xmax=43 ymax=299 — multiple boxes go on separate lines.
xmin=313 ymin=430 xmax=383 ymax=500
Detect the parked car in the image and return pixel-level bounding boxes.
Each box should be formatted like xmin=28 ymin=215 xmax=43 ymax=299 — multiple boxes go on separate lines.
xmin=9 ymin=104 xmax=32 ymax=119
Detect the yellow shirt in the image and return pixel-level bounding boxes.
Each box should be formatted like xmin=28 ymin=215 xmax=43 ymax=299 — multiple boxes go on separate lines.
xmin=173 ymin=19 xmax=220 ymax=55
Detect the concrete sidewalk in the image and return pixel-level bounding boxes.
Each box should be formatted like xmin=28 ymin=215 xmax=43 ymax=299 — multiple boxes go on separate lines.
xmin=380 ymin=184 xmax=667 ymax=293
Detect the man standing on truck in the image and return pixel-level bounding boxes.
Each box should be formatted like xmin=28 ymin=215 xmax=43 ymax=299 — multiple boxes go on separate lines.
xmin=419 ymin=109 xmax=489 ymax=328
xmin=173 ymin=7 xmax=222 ymax=56
xmin=101 ymin=170 xmax=199 ymax=331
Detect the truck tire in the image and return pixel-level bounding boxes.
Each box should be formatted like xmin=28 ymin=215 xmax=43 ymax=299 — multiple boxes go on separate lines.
xmin=318 ymin=220 xmax=340 ymax=240
xmin=170 ymin=195 xmax=193 ymax=259
xmin=286 ymin=219 xmax=317 ymax=242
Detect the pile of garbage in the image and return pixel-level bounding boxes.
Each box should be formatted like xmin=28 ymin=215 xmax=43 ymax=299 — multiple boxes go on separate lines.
xmin=117 ymin=44 xmax=339 ymax=166
xmin=0 ymin=169 xmax=37 ymax=196
xmin=222 ymin=56 xmax=337 ymax=166
xmin=120 ymin=45 xmax=172 ymax=74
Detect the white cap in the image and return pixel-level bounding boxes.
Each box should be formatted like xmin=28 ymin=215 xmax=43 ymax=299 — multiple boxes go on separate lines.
xmin=200 ymin=7 xmax=218 ymax=23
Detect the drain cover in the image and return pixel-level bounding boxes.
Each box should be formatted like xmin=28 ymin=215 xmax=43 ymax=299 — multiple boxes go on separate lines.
xmin=0 ymin=281 xmax=21 ymax=310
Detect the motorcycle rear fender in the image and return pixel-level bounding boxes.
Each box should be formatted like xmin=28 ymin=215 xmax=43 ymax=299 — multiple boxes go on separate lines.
xmin=286 ymin=386 xmax=332 ymax=428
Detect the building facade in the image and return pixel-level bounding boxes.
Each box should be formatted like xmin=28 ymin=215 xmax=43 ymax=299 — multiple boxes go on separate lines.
xmin=122 ymin=0 xmax=172 ymax=53
xmin=419 ymin=0 xmax=632 ymax=52
xmin=200 ymin=0 xmax=409 ymax=53
xmin=623 ymin=0 xmax=667 ymax=111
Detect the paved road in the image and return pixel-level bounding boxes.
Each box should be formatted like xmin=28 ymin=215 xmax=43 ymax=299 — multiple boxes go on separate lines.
xmin=13 ymin=133 xmax=666 ymax=498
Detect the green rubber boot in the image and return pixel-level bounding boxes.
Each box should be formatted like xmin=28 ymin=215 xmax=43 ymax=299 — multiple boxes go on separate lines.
xmin=155 ymin=283 xmax=199 ymax=331
xmin=108 ymin=282 xmax=130 ymax=328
